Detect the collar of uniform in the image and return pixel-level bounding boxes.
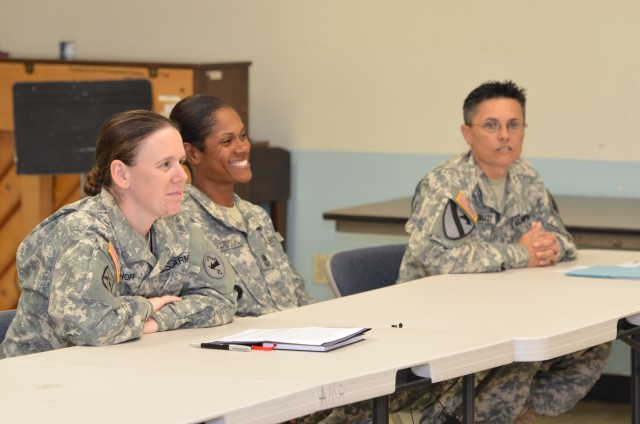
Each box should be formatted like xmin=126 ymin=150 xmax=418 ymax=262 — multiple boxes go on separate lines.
xmin=233 ymin=196 xmax=262 ymax=233
xmin=500 ymin=164 xmax=530 ymax=219
xmin=472 ymin=157 xmax=531 ymax=219
xmin=184 ymin=184 xmax=261 ymax=233
xmin=473 ymin=160 xmax=502 ymax=213
xmin=498 ymin=158 xmax=537 ymax=219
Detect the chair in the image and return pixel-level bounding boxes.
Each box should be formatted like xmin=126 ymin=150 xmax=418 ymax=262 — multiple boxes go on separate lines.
xmin=0 ymin=309 xmax=16 ymax=344
xmin=325 ymin=244 xmax=408 ymax=424
xmin=325 ymin=244 xmax=407 ymax=297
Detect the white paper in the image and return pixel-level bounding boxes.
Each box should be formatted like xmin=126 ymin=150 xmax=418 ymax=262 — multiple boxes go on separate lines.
xmin=211 ymin=327 xmax=369 ymax=346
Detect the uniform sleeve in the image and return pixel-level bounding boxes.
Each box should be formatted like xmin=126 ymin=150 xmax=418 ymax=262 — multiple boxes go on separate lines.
xmin=288 ymin=262 xmax=316 ymax=307
xmin=48 ymin=236 xmax=154 ymax=346
xmin=399 ymin=172 xmax=530 ymax=281
xmin=258 ymin=208 xmax=316 ymax=307
xmin=532 ymin=189 xmax=578 ymax=262
xmin=152 ymin=224 xmax=238 ymax=331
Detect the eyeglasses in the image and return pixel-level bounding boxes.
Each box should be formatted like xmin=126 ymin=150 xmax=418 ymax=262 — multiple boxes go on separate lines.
xmin=467 ymin=120 xmax=526 ymax=134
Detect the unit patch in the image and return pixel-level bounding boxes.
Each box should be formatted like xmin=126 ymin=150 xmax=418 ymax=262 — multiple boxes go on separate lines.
xmin=443 ymin=199 xmax=475 ymax=240
xmin=102 ymin=266 xmax=116 ymax=293
xmin=204 ymin=253 xmax=225 ymax=279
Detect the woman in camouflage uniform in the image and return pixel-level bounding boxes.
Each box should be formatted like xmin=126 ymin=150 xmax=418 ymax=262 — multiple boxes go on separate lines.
xmin=0 ymin=110 xmax=238 ymax=359
xmin=171 ymin=95 xmax=315 ymax=317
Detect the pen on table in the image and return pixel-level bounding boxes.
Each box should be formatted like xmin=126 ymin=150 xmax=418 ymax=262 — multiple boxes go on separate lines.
xmin=191 ymin=342 xmax=251 ymax=352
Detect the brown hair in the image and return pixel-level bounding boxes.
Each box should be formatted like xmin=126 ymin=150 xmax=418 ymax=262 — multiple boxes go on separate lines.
xmin=84 ymin=110 xmax=178 ymax=196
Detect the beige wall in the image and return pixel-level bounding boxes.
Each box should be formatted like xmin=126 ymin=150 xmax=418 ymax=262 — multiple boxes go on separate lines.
xmin=2 ymin=1 xmax=639 ymax=160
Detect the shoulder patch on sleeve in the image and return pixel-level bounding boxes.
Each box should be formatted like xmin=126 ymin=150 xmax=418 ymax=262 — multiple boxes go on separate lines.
xmin=204 ymin=253 xmax=225 ymax=279
xmin=443 ymin=199 xmax=476 ymax=240
xmin=102 ymin=266 xmax=116 ymax=293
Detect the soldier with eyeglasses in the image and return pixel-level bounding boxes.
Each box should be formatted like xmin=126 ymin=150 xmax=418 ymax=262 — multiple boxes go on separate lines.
xmin=395 ymin=80 xmax=610 ymax=423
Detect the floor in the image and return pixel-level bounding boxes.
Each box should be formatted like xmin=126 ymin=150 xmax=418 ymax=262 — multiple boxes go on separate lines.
xmin=392 ymin=400 xmax=631 ymax=423
xmin=536 ymin=400 xmax=630 ymax=424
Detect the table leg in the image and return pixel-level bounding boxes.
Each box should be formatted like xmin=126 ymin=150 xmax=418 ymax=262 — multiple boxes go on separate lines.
xmin=619 ymin=324 xmax=640 ymax=424
xmin=372 ymin=394 xmax=390 ymax=424
xmin=463 ymin=374 xmax=475 ymax=424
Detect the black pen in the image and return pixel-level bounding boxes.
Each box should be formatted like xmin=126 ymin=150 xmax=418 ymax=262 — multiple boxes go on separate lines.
xmin=191 ymin=342 xmax=251 ymax=352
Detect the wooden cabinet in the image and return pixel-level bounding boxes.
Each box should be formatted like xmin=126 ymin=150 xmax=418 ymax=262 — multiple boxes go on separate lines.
xmin=0 ymin=58 xmax=250 ymax=131
xmin=0 ymin=58 xmax=250 ymax=310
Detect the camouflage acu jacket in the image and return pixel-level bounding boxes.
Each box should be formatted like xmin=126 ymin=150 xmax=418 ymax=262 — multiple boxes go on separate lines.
xmin=182 ymin=184 xmax=315 ymax=317
xmin=398 ymin=151 xmax=577 ymax=282
xmin=1 ymin=189 xmax=237 ymax=358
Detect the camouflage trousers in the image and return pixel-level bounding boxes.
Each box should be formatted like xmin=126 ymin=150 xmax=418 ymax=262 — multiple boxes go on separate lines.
xmin=423 ymin=342 xmax=612 ymax=424
xmin=298 ymin=381 xmax=450 ymax=424
xmin=297 ymin=342 xmax=611 ymax=424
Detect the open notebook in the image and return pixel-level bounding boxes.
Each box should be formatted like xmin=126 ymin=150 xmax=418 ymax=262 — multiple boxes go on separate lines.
xmin=194 ymin=327 xmax=371 ymax=352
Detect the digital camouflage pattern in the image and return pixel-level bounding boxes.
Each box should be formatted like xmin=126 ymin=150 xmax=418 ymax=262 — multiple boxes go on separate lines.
xmin=304 ymin=151 xmax=609 ymax=423
xmin=0 ymin=189 xmax=237 ymax=359
xmin=392 ymin=151 xmax=609 ymax=423
xmin=182 ymin=184 xmax=315 ymax=317
xmin=421 ymin=343 xmax=612 ymax=423
xmin=398 ymin=151 xmax=577 ymax=282
xmin=300 ymin=383 xmax=447 ymax=424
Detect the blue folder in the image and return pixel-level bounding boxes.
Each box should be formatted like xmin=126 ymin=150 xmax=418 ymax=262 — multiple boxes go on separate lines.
xmin=566 ymin=266 xmax=640 ymax=280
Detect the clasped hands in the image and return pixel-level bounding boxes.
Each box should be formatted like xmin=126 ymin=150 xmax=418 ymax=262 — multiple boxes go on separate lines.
xmin=143 ymin=295 xmax=183 ymax=334
xmin=517 ymin=221 xmax=560 ymax=268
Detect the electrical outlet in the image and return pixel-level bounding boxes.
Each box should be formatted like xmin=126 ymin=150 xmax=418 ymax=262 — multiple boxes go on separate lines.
xmin=312 ymin=254 xmax=329 ymax=285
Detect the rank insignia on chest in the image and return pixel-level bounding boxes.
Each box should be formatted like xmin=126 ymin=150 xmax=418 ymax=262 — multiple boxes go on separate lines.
xmin=204 ymin=253 xmax=225 ymax=279
xmin=443 ymin=198 xmax=476 ymax=240
xmin=259 ymin=252 xmax=274 ymax=270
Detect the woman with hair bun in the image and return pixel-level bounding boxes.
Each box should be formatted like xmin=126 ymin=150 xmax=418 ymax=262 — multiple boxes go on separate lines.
xmin=1 ymin=110 xmax=237 ymax=359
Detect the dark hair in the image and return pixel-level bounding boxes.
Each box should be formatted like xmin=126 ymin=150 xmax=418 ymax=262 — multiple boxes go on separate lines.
xmin=169 ymin=94 xmax=231 ymax=152
xmin=463 ymin=80 xmax=526 ymax=124
xmin=84 ymin=110 xmax=178 ymax=196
